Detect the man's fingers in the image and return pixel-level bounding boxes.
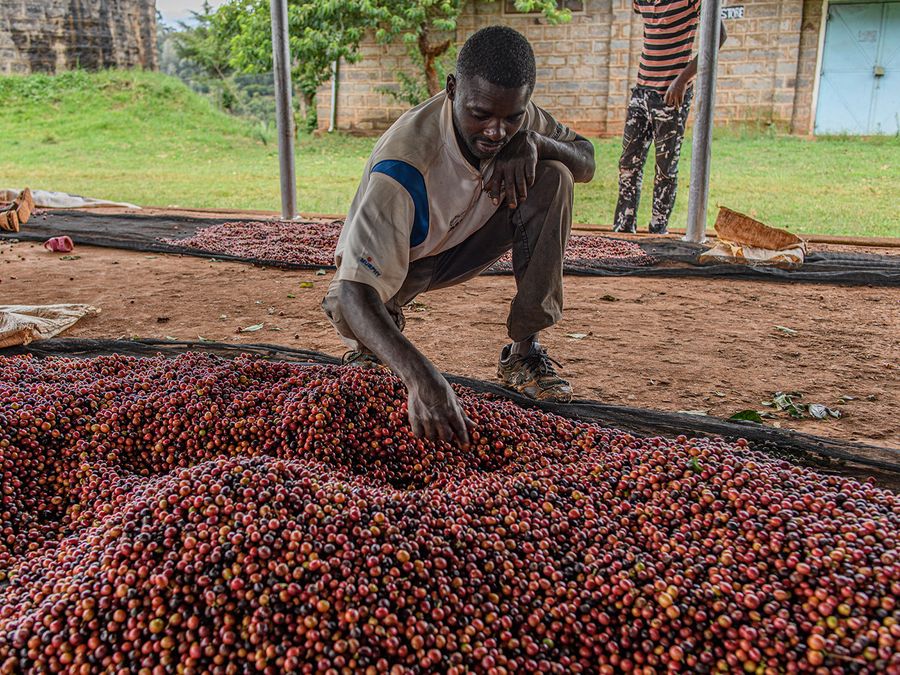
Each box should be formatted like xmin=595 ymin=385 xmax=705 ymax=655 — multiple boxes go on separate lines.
xmin=483 ymin=174 xmax=498 ymax=203
xmin=410 ymin=413 xmax=424 ymax=439
xmin=504 ymin=169 xmax=518 ymax=209
xmin=525 ymin=159 xmax=536 ymax=187
xmin=464 ymin=414 xmax=476 ymax=430
xmin=435 ymin=418 xmax=455 ymax=445
xmin=423 ymin=418 xmax=440 ymax=442
xmin=450 ymin=411 xmax=470 ymax=448
xmin=515 ymin=166 xmax=528 ymax=204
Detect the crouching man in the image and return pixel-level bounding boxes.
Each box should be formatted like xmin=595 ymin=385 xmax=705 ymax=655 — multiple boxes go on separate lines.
xmin=322 ymin=26 xmax=595 ymax=446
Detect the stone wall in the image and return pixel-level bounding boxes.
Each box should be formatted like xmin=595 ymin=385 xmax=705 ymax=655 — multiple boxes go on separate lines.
xmin=317 ymin=0 xmax=825 ymax=136
xmin=0 ymin=0 xmax=157 ymax=75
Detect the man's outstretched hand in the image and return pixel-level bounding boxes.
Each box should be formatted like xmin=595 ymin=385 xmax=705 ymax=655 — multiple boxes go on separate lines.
xmin=483 ymin=130 xmax=539 ymax=210
xmin=407 ymin=372 xmax=474 ymax=447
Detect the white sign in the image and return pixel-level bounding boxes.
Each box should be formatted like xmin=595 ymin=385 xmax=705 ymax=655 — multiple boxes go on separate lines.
xmin=721 ymin=6 xmax=745 ymax=19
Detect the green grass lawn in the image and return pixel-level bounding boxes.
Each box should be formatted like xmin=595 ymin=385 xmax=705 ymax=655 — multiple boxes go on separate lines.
xmin=5 ymin=70 xmax=899 ymax=237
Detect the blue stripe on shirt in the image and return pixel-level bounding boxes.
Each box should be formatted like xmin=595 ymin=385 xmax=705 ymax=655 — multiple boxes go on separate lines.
xmin=371 ymin=159 xmax=429 ymax=247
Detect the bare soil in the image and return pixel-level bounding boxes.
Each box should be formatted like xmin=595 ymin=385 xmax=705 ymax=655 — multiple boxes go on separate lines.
xmin=2 ymin=238 xmax=897 ymax=449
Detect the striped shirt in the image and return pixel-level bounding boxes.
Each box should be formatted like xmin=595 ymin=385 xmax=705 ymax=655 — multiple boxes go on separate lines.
xmin=634 ymin=0 xmax=701 ymax=91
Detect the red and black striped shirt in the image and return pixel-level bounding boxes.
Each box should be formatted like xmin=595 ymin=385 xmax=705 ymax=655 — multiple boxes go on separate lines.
xmin=634 ymin=0 xmax=702 ymax=91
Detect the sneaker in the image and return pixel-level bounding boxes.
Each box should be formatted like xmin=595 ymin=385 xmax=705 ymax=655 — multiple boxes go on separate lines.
xmin=341 ymin=350 xmax=385 ymax=369
xmin=648 ymin=223 xmax=669 ymax=235
xmin=613 ymin=223 xmax=637 ymax=234
xmin=497 ymin=344 xmax=574 ymax=402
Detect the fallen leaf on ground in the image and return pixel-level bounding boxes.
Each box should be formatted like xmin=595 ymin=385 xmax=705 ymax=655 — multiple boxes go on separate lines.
xmin=729 ymin=410 xmax=764 ymax=423
xmin=238 ymin=323 xmax=264 ymax=333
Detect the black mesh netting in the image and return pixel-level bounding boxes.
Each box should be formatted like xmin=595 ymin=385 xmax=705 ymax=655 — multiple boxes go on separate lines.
xmin=5 ymin=210 xmax=899 ymax=285
xmin=6 ymin=337 xmax=899 ymax=491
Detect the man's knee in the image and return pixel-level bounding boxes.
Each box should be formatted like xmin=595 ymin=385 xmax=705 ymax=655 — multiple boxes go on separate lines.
xmin=532 ymin=160 xmax=574 ymax=200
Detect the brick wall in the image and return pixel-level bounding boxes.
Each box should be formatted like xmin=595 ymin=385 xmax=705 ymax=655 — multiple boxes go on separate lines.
xmin=0 ymin=0 xmax=157 ymax=75
xmin=318 ymin=0 xmax=824 ymax=136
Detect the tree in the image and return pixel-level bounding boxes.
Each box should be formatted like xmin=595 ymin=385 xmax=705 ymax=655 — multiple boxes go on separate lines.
xmin=376 ymin=0 xmax=573 ymax=102
xmin=215 ymin=0 xmax=385 ymax=132
xmin=168 ymin=1 xmax=239 ymax=110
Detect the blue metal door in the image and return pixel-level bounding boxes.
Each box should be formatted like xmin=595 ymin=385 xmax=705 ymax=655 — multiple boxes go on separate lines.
xmin=816 ymin=2 xmax=900 ymax=134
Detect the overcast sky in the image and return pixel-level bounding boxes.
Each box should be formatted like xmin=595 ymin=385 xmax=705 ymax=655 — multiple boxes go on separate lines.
xmin=156 ymin=0 xmax=227 ymax=26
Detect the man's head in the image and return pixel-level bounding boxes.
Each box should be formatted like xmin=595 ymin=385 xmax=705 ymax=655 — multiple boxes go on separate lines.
xmin=447 ymin=26 xmax=536 ymax=162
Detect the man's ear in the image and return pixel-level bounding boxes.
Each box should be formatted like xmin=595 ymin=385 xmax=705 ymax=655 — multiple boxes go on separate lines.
xmin=446 ymin=74 xmax=456 ymax=100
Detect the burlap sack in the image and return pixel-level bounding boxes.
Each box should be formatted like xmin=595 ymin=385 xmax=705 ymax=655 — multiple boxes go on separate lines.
xmin=0 ymin=304 xmax=101 ymax=348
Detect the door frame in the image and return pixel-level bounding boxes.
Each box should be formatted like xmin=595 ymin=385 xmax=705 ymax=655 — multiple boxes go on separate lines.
xmin=809 ymin=0 xmax=830 ymax=135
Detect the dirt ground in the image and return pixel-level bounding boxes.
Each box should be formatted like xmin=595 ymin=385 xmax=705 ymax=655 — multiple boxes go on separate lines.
xmin=1 ymin=238 xmax=898 ymax=449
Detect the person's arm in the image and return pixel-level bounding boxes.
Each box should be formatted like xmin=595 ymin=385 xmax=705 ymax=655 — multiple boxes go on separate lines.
xmin=664 ymin=20 xmax=728 ymax=108
xmin=484 ymin=131 xmax=595 ymax=209
xmin=334 ymin=279 xmax=472 ymax=446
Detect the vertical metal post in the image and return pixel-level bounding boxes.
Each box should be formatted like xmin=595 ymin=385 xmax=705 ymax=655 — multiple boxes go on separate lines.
xmin=684 ymin=0 xmax=722 ymax=243
xmin=270 ymin=0 xmax=297 ymax=219
xmin=328 ymin=59 xmax=339 ymax=133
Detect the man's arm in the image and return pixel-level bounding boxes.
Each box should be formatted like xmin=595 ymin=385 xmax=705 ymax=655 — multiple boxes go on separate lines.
xmin=536 ymin=133 xmax=595 ymax=183
xmin=334 ymin=280 xmax=472 ymax=445
xmin=484 ymin=131 xmax=595 ymax=209
xmin=665 ymin=21 xmax=728 ymax=108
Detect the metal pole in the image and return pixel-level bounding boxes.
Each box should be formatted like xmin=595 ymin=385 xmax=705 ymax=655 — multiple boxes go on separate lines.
xmin=684 ymin=0 xmax=722 ymax=243
xmin=270 ymin=0 xmax=297 ymax=219
xmin=328 ymin=59 xmax=339 ymax=133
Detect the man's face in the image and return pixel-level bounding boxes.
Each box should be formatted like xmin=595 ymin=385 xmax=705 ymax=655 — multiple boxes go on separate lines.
xmin=447 ymin=74 xmax=531 ymax=163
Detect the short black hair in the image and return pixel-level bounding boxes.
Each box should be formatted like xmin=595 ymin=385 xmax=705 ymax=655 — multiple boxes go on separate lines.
xmin=456 ymin=26 xmax=536 ymax=92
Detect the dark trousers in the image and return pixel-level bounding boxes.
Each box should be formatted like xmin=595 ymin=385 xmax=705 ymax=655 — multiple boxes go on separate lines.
xmin=613 ymin=86 xmax=692 ymax=233
xmin=323 ymin=160 xmax=574 ymax=347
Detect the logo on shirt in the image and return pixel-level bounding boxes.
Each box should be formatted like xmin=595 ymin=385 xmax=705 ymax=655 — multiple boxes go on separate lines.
xmin=359 ymin=255 xmax=382 ymax=277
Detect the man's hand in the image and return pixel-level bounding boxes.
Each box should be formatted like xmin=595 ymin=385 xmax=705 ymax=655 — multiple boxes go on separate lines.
xmin=664 ymin=77 xmax=688 ymax=108
xmin=483 ymin=130 xmax=540 ymax=210
xmin=407 ymin=372 xmax=474 ymax=446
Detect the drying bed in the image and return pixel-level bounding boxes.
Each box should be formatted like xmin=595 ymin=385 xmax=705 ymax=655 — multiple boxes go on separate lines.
xmin=4 ymin=211 xmax=898 ymax=284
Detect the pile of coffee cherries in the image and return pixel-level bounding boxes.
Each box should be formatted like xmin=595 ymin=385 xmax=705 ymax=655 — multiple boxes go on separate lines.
xmin=164 ymin=220 xmax=343 ymax=267
xmin=0 ymin=353 xmax=896 ymax=673
xmin=490 ymin=235 xmax=656 ymax=272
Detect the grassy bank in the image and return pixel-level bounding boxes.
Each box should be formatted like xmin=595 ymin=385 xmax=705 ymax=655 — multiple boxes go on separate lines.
xmin=5 ymin=70 xmax=898 ymax=237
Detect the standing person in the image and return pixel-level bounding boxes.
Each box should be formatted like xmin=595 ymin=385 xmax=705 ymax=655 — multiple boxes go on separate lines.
xmin=613 ymin=1 xmax=726 ymax=234
xmin=322 ymin=26 xmax=595 ymax=446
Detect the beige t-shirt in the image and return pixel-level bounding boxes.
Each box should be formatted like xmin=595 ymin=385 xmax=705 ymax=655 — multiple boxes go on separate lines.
xmin=333 ymin=92 xmax=576 ymax=301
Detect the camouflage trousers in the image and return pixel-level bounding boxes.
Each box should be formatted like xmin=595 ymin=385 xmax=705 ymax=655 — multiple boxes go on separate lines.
xmin=613 ymin=86 xmax=693 ymax=234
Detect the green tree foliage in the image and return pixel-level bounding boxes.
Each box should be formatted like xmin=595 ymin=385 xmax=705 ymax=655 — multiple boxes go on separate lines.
xmin=159 ymin=2 xmax=241 ymax=112
xmin=215 ymin=0 xmax=386 ymax=132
